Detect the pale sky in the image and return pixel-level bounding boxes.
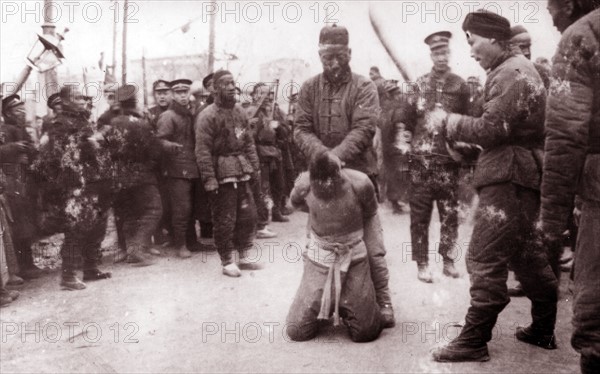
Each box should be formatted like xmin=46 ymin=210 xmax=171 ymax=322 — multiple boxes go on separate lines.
xmin=1 ymin=0 xmax=562 ymax=86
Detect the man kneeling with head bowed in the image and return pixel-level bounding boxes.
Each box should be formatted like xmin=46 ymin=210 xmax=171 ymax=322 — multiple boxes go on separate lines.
xmin=285 ymin=150 xmax=383 ymax=342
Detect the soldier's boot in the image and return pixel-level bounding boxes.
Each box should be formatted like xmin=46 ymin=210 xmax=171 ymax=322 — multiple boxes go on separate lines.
xmin=380 ymin=304 xmax=396 ymax=328
xmin=60 ymin=270 xmax=86 ymax=291
xmin=417 ymin=263 xmax=433 ymax=283
xmin=581 ymin=355 xmax=600 ymax=374
xmin=515 ymin=326 xmax=557 ymax=350
xmin=431 ymin=340 xmax=490 ymax=362
xmin=443 ymin=260 xmax=460 ymax=278
xmin=222 ymin=263 xmax=242 ymax=277
xmin=271 ymin=208 xmax=290 ymax=223
xmin=83 ymin=269 xmax=112 ymax=282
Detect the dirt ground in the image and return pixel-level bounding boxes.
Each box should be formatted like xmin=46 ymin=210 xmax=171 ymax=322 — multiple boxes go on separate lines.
xmin=0 ymin=204 xmax=579 ymax=373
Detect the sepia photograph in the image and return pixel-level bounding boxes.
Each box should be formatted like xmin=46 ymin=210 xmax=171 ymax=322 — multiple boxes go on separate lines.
xmin=1 ymin=0 xmax=599 ymax=373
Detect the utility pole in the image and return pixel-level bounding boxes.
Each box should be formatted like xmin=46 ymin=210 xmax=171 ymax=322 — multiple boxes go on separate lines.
xmin=207 ymin=0 xmax=216 ymax=73
xmin=112 ymin=0 xmax=118 ymax=82
xmin=142 ymin=47 xmax=148 ymax=109
xmin=122 ymin=0 xmax=129 ymax=85
xmin=42 ymin=0 xmax=58 ymax=96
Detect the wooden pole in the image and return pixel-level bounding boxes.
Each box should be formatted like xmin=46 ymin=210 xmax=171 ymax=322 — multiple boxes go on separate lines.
xmin=121 ymin=0 xmax=129 ymax=85
xmin=112 ymin=1 xmax=118 ymax=81
xmin=207 ymin=0 xmax=216 ymax=73
xmin=142 ymin=47 xmax=148 ymax=109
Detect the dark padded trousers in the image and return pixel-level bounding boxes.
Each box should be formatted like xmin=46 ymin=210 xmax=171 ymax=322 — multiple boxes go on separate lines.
xmin=166 ymin=178 xmax=198 ymax=248
xmin=572 ymin=200 xmax=600 ymax=371
xmin=250 ymin=177 xmax=268 ymax=230
xmin=5 ymin=193 xmax=36 ymax=270
xmin=61 ymin=182 xmax=113 ymax=274
xmin=260 ymin=159 xmax=285 ymax=217
xmin=286 ymin=256 xmax=382 ymax=342
xmin=211 ymin=182 xmax=257 ymax=266
xmin=456 ymin=183 xmax=558 ymax=346
xmin=409 ymin=163 xmax=459 ymax=265
xmin=114 ymin=184 xmax=162 ymax=255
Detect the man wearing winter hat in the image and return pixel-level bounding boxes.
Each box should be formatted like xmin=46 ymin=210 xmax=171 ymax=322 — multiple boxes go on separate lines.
xmin=510 ymin=25 xmax=551 ymax=89
xmin=293 ymin=24 xmax=395 ymax=328
xmin=430 ymin=10 xmax=557 ymax=362
xmin=195 ymin=70 xmax=261 ymax=277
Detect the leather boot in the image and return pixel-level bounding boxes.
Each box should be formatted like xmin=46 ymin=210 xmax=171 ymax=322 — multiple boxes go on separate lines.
xmin=515 ymin=325 xmax=557 ymax=349
xmin=432 ymin=339 xmax=490 ymax=362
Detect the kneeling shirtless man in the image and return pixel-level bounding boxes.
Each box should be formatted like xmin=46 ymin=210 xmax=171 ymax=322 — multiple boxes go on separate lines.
xmin=286 ymin=151 xmax=383 ymax=342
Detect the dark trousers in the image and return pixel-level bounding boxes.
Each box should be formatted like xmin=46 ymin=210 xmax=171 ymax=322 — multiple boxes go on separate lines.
xmin=166 ymin=178 xmax=198 ymax=247
xmin=114 ymin=184 xmax=162 ymax=254
xmin=61 ymin=182 xmax=113 ymax=274
xmin=260 ymin=159 xmax=285 ymax=218
xmin=195 ymin=182 xmax=213 ymax=238
xmin=572 ymin=200 xmax=600 ymax=366
xmin=409 ymin=164 xmax=459 ymax=264
xmin=211 ymin=182 xmax=257 ymax=266
xmin=456 ymin=183 xmax=558 ymax=345
xmin=5 ymin=193 xmax=36 ymax=270
xmin=286 ymin=257 xmax=382 ymax=342
xmin=153 ymin=175 xmax=173 ymax=244
xmin=250 ymin=177 xmax=268 ymax=230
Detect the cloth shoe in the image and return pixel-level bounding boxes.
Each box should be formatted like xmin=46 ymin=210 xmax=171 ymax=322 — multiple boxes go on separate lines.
xmin=417 ymin=264 xmax=433 ymax=283
xmin=272 ymin=210 xmax=290 ymax=222
xmin=61 ymin=275 xmax=87 ymax=291
xmin=126 ymin=252 xmax=155 ymax=267
xmin=83 ymin=269 xmax=112 ymax=282
xmin=147 ymin=247 xmax=162 ymax=256
xmin=280 ymin=205 xmax=293 ymax=216
xmin=238 ymin=257 xmax=264 ymax=271
xmin=7 ymin=275 xmax=24 ymax=286
xmin=515 ymin=326 xmax=557 ymax=349
xmin=380 ymin=304 xmax=396 ymax=328
xmin=431 ymin=340 xmax=490 ymax=362
xmin=222 ymin=263 xmax=242 ymax=277
xmin=256 ymin=227 xmax=277 ymax=239
xmin=0 ymin=294 xmax=13 ymax=307
xmin=443 ymin=261 xmax=460 ymax=278
xmin=178 ymin=246 xmax=192 ymax=258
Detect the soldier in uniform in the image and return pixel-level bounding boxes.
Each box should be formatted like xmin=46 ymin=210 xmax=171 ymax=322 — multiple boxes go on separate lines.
xmin=247 ymin=83 xmax=289 ymax=223
xmin=147 ymin=80 xmax=173 ymax=247
xmin=195 ymin=70 xmax=261 ymax=277
xmin=542 ymin=1 xmax=600 ymax=372
xmin=41 ymin=92 xmax=62 ymax=136
xmin=294 ymin=24 xmax=394 ymax=328
xmin=107 ymin=84 xmax=162 ymax=265
xmin=409 ymin=31 xmax=469 ymax=282
xmin=510 ymin=25 xmax=551 ymax=89
xmin=0 ymin=169 xmax=20 ymax=307
xmin=36 ymin=85 xmax=113 ymax=290
xmin=0 ymin=95 xmax=42 ymax=281
xmin=156 ymin=79 xmax=201 ymax=258
xmin=431 ymin=11 xmax=558 ymax=362
xmin=148 ymin=79 xmax=172 ymax=130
